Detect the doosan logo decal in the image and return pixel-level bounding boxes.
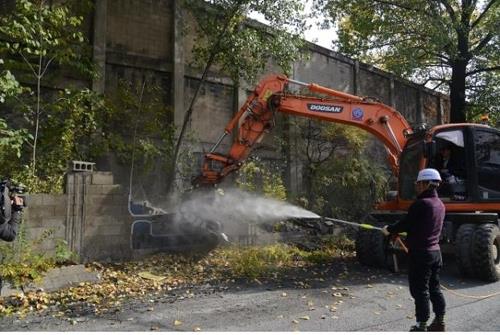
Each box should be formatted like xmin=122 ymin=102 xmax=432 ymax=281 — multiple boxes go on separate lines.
xmin=307 ymin=104 xmax=343 ymax=113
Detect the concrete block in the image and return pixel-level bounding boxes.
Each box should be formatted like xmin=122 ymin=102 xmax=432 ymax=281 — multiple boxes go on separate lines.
xmin=84 ymin=224 xmax=127 ymax=237
xmin=54 ymin=203 xmax=67 ymax=217
xmin=42 ymin=194 xmax=64 ymax=206
xmin=102 ymin=184 xmax=124 ymax=195
xmin=90 ymin=204 xmax=128 ymax=216
xmin=26 ymin=205 xmax=55 ymax=219
xmin=27 ymin=194 xmax=44 ymax=206
xmin=82 ymin=235 xmax=132 ymax=262
xmin=89 ymin=194 xmax=127 ymax=207
xmin=41 ymin=217 xmax=66 ymax=230
xmin=92 ymin=172 xmax=114 ymax=185
xmin=87 ymin=215 xmax=131 ymax=226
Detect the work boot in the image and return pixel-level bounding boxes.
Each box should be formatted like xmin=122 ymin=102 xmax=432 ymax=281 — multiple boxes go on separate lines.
xmin=409 ymin=324 xmax=427 ymax=332
xmin=427 ymin=318 xmax=445 ymax=332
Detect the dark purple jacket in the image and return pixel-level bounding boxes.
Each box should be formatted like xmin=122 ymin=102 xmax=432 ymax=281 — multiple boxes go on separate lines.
xmin=387 ymin=189 xmax=445 ymax=252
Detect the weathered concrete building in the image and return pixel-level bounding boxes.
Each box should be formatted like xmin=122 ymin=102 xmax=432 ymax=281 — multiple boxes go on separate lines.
xmin=8 ymin=0 xmax=450 ymax=261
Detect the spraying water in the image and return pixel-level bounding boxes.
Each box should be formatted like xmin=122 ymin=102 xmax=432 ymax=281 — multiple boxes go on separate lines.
xmin=176 ymin=188 xmax=320 ymax=230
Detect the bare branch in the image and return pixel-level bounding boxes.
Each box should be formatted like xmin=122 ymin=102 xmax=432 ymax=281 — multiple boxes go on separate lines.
xmin=19 ymin=51 xmax=38 ymax=77
xmin=40 ymin=56 xmax=55 ymax=78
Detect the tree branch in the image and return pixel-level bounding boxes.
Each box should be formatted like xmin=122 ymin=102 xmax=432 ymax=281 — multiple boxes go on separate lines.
xmin=371 ymin=0 xmax=417 ymax=11
xmin=472 ymin=31 xmax=494 ymax=54
xmin=19 ymin=51 xmax=38 ymax=77
xmin=466 ymin=65 xmax=500 ymax=76
xmin=471 ymin=0 xmax=498 ymax=29
xmin=40 ymin=56 xmax=55 ymax=78
xmin=439 ymin=0 xmax=458 ymax=24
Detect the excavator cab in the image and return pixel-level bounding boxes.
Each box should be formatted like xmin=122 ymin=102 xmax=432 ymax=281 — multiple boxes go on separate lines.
xmin=366 ymin=124 xmax=500 ymax=282
xmin=397 ymin=124 xmax=500 ymax=205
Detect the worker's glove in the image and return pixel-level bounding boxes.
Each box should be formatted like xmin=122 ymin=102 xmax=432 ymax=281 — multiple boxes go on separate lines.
xmin=381 ymin=225 xmax=391 ymax=237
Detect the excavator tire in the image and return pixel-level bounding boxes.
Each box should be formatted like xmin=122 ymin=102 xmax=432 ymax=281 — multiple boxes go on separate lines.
xmin=356 ymin=229 xmax=387 ymax=268
xmin=455 ymin=224 xmax=476 ymax=278
xmin=471 ymin=224 xmax=500 ymax=282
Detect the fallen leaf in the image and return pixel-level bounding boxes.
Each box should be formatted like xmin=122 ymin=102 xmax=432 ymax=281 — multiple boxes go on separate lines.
xmin=138 ymin=271 xmax=166 ymax=282
xmin=174 ymin=320 xmax=182 ymax=326
xmin=193 ymin=327 xmax=201 ymax=331
xmin=150 ymin=326 xmax=159 ymax=331
xmin=366 ymin=284 xmax=374 ymax=288
xmin=300 ymin=316 xmax=310 ymax=320
xmin=292 ymin=319 xmax=299 ymax=324
xmin=332 ymin=293 xmax=342 ymax=297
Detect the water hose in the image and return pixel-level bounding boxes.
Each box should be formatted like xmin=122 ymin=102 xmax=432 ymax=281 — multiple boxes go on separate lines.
xmin=324 ymin=216 xmax=500 ymax=300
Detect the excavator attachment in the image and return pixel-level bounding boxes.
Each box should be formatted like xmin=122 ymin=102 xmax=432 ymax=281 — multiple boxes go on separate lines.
xmin=193 ymin=74 xmax=411 ymax=186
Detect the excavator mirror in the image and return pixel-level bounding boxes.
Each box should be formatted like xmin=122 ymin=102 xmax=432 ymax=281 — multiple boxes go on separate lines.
xmin=423 ymin=141 xmax=436 ymax=159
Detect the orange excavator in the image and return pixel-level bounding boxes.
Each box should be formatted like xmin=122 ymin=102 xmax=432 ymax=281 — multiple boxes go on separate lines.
xmin=194 ymin=74 xmax=500 ymax=282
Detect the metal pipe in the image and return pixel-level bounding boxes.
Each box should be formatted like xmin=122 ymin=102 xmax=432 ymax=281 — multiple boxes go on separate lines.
xmin=381 ymin=119 xmax=402 ymax=153
xmin=210 ymin=131 xmax=229 ymax=153
xmin=323 ymin=216 xmax=383 ymax=231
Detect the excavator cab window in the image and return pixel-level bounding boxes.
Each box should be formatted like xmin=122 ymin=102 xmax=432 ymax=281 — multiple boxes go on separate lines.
xmin=399 ymin=136 xmax=424 ymax=200
xmin=429 ymin=129 xmax=468 ymax=200
xmin=474 ymin=129 xmax=500 ymax=200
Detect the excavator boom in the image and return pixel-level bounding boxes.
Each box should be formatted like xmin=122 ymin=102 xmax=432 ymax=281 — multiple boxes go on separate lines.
xmin=194 ymin=74 xmax=413 ymax=186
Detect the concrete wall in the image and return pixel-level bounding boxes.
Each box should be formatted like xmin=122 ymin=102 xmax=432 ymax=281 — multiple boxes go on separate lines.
xmin=22 ymin=172 xmax=132 ymax=262
xmin=8 ymin=0 xmax=452 ymax=261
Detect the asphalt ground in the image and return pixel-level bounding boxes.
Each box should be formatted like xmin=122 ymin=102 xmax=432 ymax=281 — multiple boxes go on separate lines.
xmin=1 ymin=255 xmax=499 ymax=332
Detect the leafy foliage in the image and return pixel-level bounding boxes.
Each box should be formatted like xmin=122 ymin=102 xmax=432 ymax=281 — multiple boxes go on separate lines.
xmin=184 ymin=0 xmax=308 ymax=83
xmin=292 ymin=119 xmax=388 ymax=219
xmin=0 ymin=225 xmax=69 ymax=289
xmin=0 ymin=0 xmax=94 ymax=183
xmin=316 ymin=0 xmax=499 ymax=122
xmin=236 ymin=158 xmax=287 ymax=200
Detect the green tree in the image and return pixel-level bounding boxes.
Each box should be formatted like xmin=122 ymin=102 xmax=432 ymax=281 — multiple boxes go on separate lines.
xmin=0 ymin=58 xmax=32 ymax=177
xmin=316 ymin=0 xmax=499 ymax=123
xmin=171 ymin=0 xmax=308 ymax=190
xmin=0 ymin=0 xmax=93 ymax=175
xmin=292 ymin=120 xmax=388 ymax=219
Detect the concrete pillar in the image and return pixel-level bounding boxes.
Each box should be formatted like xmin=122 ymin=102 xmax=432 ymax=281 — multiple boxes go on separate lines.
xmin=91 ymin=0 xmax=107 ymax=94
xmin=65 ymin=172 xmax=92 ymax=260
xmin=353 ymin=60 xmax=360 ymax=94
xmin=437 ymin=96 xmax=444 ymax=125
xmin=416 ymin=89 xmax=424 ymax=124
xmin=389 ymin=77 xmax=396 ymax=108
xmin=173 ymin=0 xmax=185 ymax=130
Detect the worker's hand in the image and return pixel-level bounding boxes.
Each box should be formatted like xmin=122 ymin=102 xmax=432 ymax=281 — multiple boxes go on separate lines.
xmin=381 ymin=225 xmax=391 ymax=237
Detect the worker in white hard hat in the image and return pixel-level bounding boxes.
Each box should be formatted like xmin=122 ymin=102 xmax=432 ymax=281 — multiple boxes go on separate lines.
xmin=382 ymin=168 xmax=447 ymax=331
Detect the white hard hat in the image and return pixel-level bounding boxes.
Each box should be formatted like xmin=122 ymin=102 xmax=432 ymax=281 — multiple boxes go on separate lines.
xmin=416 ymin=168 xmax=442 ymax=182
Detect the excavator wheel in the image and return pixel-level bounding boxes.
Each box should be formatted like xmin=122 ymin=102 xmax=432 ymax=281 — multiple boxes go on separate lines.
xmin=455 ymin=224 xmax=476 ymax=277
xmin=471 ymin=224 xmax=500 ymax=282
xmin=356 ymin=228 xmax=387 ymax=268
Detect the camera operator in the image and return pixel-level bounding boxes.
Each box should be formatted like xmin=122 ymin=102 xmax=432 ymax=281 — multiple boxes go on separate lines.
xmin=0 ymin=179 xmax=25 ymax=293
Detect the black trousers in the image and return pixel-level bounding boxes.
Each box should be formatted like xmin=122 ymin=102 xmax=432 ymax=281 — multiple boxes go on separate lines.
xmin=408 ymin=250 xmax=446 ymax=323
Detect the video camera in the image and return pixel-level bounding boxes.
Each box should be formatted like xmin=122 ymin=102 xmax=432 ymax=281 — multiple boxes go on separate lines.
xmin=0 ymin=179 xmax=27 ymax=209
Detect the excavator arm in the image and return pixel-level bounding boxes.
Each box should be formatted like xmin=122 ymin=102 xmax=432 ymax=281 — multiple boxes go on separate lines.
xmin=194 ymin=74 xmax=413 ymax=186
